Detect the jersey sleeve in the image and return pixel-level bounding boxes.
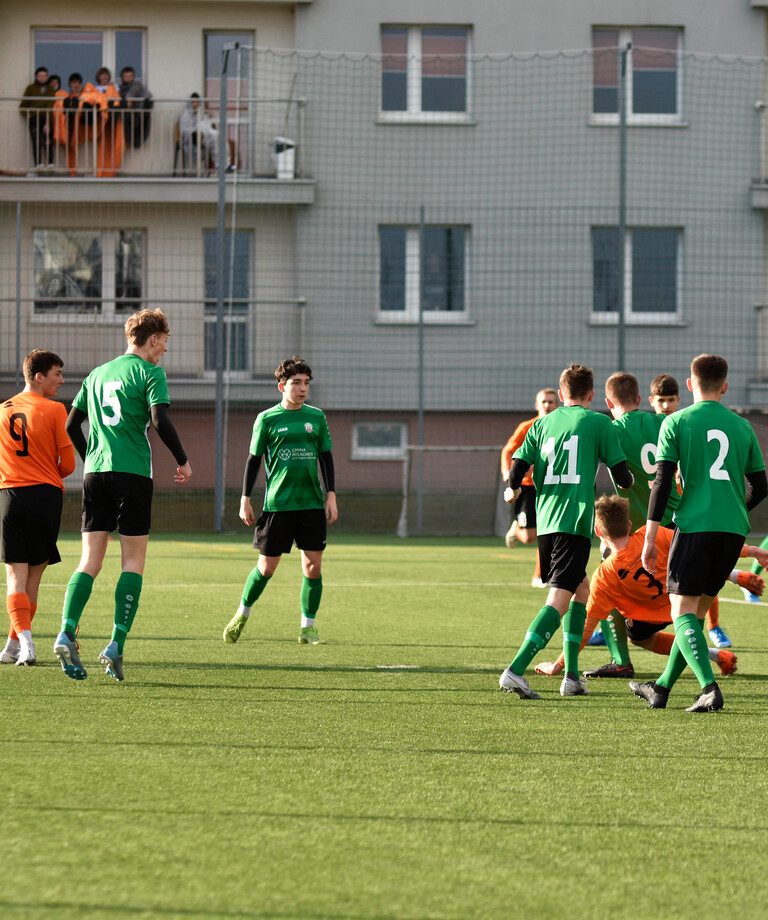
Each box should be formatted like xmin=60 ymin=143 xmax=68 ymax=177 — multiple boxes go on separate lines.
xmin=145 ymin=365 xmax=171 ymax=407
xmin=599 ymin=416 xmax=627 ymax=469
xmin=586 ymin=566 xmax=618 ymax=622
xmin=318 ymin=412 xmax=332 ymax=453
xmin=71 ymin=377 xmax=90 ymax=415
xmin=512 ymin=420 xmax=539 ymax=466
xmin=249 ymin=413 xmax=268 ymax=457
xmin=746 ymin=425 xmax=766 ymax=474
xmin=655 ymin=415 xmax=679 ymax=464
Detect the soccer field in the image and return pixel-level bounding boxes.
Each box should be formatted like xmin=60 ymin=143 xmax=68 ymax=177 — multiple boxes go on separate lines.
xmin=3 ymin=533 xmax=768 ymax=920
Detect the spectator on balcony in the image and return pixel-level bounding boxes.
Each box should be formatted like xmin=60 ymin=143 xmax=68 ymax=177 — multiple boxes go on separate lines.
xmin=19 ymin=66 xmax=56 ymax=170
xmin=179 ymin=93 xmax=233 ymax=173
xmin=119 ymin=66 xmax=153 ymax=149
xmin=93 ymin=67 xmax=124 ymax=177
xmin=53 ymin=73 xmax=91 ymax=176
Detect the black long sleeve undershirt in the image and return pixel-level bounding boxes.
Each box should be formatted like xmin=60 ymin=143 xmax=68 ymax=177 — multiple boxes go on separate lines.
xmin=647 ymin=460 xmax=677 ymax=522
xmin=150 ymin=403 xmax=188 ymax=466
xmin=241 ymin=449 xmax=336 ymax=497
xmin=746 ymin=470 xmax=768 ymax=512
xmin=509 ymin=457 xmax=633 ymax=490
xmin=65 ymin=407 xmax=88 ymax=462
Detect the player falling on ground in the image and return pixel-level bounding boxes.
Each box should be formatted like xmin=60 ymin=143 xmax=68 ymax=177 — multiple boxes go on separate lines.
xmin=648 ymin=372 xmax=735 ymax=648
xmin=54 ymin=309 xmax=192 ymax=681
xmin=500 ymin=387 xmax=557 ymax=587
xmin=0 ymin=351 xmax=76 ymax=667
xmin=498 ymin=364 xmax=632 ymax=699
xmin=534 ymin=495 xmax=766 ymax=683
xmin=223 ymin=355 xmax=337 ymax=646
xmin=637 ymin=354 xmax=767 ymax=712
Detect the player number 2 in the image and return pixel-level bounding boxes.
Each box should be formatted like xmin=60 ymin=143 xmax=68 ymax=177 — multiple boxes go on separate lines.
xmin=101 ymin=381 xmax=123 ymax=427
xmin=707 ymin=429 xmax=730 ymax=481
xmin=9 ymin=412 xmax=29 ymax=456
xmin=542 ymin=435 xmax=581 ymax=484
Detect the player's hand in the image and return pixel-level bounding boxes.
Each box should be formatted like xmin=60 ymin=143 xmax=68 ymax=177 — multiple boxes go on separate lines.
xmin=325 ymin=492 xmax=338 ymax=524
xmin=641 ymin=540 xmax=657 ymax=574
xmin=174 ymin=461 xmax=192 ymax=483
xmin=240 ymin=496 xmax=256 ymax=526
xmin=737 ymin=570 xmax=765 ymax=596
xmin=504 ymin=487 xmax=520 ymax=505
xmin=534 ymin=660 xmax=564 ymax=676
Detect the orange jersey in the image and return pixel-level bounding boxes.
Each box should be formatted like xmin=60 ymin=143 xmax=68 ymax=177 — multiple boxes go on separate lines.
xmin=587 ymin=526 xmax=674 ymax=625
xmin=0 ymin=392 xmax=75 ymax=491
xmin=501 ymin=416 xmax=537 ymax=487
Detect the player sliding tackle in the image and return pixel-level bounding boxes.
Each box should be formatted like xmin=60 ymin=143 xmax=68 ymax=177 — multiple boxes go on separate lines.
xmin=498 ymin=364 xmax=633 ymax=700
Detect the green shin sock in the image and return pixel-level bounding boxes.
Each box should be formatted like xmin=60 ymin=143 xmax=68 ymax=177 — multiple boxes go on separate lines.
xmin=511 ymin=605 xmax=561 ymax=675
xmin=656 ymin=639 xmax=689 ymax=691
xmin=750 ymin=535 xmax=768 ymax=575
xmin=672 ymin=614 xmax=715 ymax=689
xmin=601 ymin=610 xmax=630 ymax=666
xmin=300 ymin=575 xmax=323 ymax=618
xmin=242 ymin=568 xmax=271 ymax=607
xmin=111 ymin=572 xmax=143 ymax=654
xmin=563 ymin=601 xmax=588 ymax=676
xmin=61 ymin=572 xmax=94 ymax=638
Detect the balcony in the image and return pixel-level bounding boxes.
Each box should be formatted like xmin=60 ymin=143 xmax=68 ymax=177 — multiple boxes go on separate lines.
xmin=0 ymin=96 xmax=315 ymax=206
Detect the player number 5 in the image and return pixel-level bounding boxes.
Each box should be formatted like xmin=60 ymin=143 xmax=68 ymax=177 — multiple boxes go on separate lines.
xmin=101 ymin=381 xmax=122 ymax=427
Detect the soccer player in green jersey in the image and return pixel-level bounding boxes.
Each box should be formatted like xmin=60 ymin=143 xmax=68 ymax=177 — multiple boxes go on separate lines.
xmin=223 ymin=355 xmax=337 ymax=646
xmin=54 ymin=309 xmax=192 ymax=681
xmin=498 ymin=364 xmax=633 ymax=699
xmin=636 ymin=354 xmax=767 ymax=712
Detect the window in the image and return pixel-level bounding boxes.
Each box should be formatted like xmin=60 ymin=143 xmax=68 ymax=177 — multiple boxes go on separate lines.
xmin=203 ymin=229 xmax=251 ymax=373
xmin=592 ymin=28 xmax=681 ymax=123
xmin=33 ymin=229 xmax=143 ymax=317
xmin=381 ymin=26 xmax=470 ymax=120
xmin=352 ymin=422 xmax=408 ymax=460
xmin=379 ymin=226 xmax=468 ymax=322
xmin=34 ymin=29 xmax=146 ymax=83
xmin=592 ymin=227 xmax=681 ymax=323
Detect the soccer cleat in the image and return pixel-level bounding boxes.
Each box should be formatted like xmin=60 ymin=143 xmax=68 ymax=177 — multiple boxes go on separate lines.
xmin=708 ymin=626 xmax=732 ymax=649
xmin=741 ymin=587 xmax=762 ymax=604
xmin=98 ymin=641 xmax=125 ymax=681
xmin=530 ymin=577 xmax=547 ymax=588
xmin=16 ymin=640 xmax=36 ymax=667
xmin=629 ymin=680 xmax=669 ymax=709
xmin=685 ymin=682 xmax=724 ymax=713
xmin=504 ymin=524 xmax=518 ymax=549
xmin=583 ymin=660 xmax=634 ymax=679
xmin=587 ymin=629 xmax=607 ymax=647
xmin=299 ymin=626 xmax=327 ymax=645
xmin=0 ymin=638 xmax=20 ymax=664
xmin=499 ymin=668 xmax=542 ymax=699
xmin=223 ymin=611 xmax=248 ymax=643
xmin=737 ymin=571 xmax=764 ymax=596
xmin=715 ymin=649 xmax=738 ymax=676
xmin=54 ymin=632 xmax=87 ymax=680
xmin=560 ymin=675 xmax=589 ymax=696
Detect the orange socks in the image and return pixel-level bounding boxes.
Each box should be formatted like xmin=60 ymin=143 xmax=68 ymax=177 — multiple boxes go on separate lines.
xmin=6 ymin=593 xmax=32 ymax=636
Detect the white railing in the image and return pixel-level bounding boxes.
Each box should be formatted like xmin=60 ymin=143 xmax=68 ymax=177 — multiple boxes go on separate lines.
xmin=1 ymin=96 xmax=305 ymax=179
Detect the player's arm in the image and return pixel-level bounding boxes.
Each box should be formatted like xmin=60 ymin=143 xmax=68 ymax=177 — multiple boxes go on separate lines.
xmin=504 ymin=457 xmax=531 ymax=503
xmin=240 ymin=452 xmax=262 ymax=526
xmin=319 ymin=450 xmax=338 ymax=524
xmin=150 ymin=404 xmax=191 ymax=482
xmin=65 ymin=406 xmax=88 ymax=462
xmin=608 ymin=460 xmax=633 ymax=490
xmin=745 ymin=470 xmax=768 ymax=512
xmin=500 ymin=436 xmax=516 ymax=481
xmin=642 ymin=459 xmax=676 ymax=572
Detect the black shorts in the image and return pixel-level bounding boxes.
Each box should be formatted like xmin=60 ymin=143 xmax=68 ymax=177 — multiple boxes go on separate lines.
xmin=537 ymin=532 xmax=591 ymax=594
xmin=0 ymin=484 xmax=63 ymax=566
xmin=82 ymin=472 xmax=153 ymax=536
xmin=514 ymin=485 xmax=537 ymax=530
xmin=625 ymin=617 xmax=671 ymax=642
xmin=666 ymin=530 xmax=744 ymax=598
xmin=254 ymin=508 xmax=327 ymax=556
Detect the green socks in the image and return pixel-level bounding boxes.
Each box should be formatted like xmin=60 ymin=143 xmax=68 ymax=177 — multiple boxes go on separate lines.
xmin=111 ymin=572 xmax=143 ymax=654
xmin=242 ymin=568 xmax=271 ymax=607
xmin=562 ymin=601 xmax=587 ymax=676
xmin=511 ymin=605 xmax=561 ymax=675
xmin=601 ymin=610 xmax=631 ymax=666
xmin=300 ymin=575 xmax=323 ymax=620
xmin=61 ymin=572 xmax=94 ymax=639
xmin=670 ymin=614 xmax=715 ymax=689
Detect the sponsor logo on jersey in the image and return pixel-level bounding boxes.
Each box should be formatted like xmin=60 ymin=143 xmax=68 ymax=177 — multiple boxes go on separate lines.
xmin=304 ymin=422 xmax=314 ymax=433
xmin=276 ymin=427 xmax=288 ymax=433
xmin=278 ymin=448 xmax=291 ymax=461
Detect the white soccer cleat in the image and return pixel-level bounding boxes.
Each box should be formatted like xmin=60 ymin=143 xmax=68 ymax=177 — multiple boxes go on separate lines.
xmin=499 ymin=668 xmax=542 ymax=699
xmin=0 ymin=638 xmax=20 ymax=664
xmin=16 ymin=640 xmax=36 ymax=667
xmin=560 ymin=675 xmax=589 ymax=697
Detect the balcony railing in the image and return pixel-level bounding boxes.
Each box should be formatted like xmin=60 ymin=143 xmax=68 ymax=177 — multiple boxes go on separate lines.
xmin=1 ymin=96 xmax=305 ymax=179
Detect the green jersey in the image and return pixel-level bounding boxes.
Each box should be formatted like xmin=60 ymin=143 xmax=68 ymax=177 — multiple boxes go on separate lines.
xmin=72 ymin=353 xmax=170 ymax=477
xmin=514 ymin=406 xmax=626 ymax=538
xmin=656 ymin=400 xmax=764 ymax=536
xmin=610 ymin=410 xmax=679 ymax=531
xmin=250 ymin=402 xmax=332 ymax=512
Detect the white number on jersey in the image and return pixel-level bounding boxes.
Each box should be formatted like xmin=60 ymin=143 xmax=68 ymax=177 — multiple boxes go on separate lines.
xmin=707 ymin=429 xmax=730 ymax=481
xmin=542 ymin=435 xmax=581 ymax=485
xmin=101 ymin=381 xmax=122 ymax=427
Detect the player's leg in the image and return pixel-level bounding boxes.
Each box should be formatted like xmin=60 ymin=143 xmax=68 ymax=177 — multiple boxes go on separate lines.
xmin=560 ymin=575 xmax=590 ymax=696
xmin=704 ymin=597 xmax=732 ymax=648
xmin=5 ymin=563 xmax=34 ymax=665
xmin=297 ymin=509 xmax=329 ymax=645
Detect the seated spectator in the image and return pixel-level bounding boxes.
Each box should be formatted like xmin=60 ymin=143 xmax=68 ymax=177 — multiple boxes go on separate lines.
xmin=19 ymin=66 xmax=55 ymax=169
xmin=118 ymin=66 xmax=153 ymax=148
xmin=93 ymin=67 xmax=123 ymax=176
xmin=179 ymin=94 xmax=233 ymax=173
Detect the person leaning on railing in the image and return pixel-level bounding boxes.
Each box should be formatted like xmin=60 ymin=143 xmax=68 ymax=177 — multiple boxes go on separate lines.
xmin=19 ymin=66 xmax=56 ymax=170
xmin=118 ymin=66 xmax=153 ymax=149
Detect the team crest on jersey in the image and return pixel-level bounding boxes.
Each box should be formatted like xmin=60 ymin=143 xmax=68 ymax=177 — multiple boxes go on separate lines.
xmin=304 ymin=422 xmax=314 ymax=433
xmin=278 ymin=448 xmax=291 ymax=461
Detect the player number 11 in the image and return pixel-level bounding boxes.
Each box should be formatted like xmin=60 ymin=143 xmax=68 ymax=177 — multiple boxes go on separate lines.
xmin=542 ymin=435 xmax=581 ymax=484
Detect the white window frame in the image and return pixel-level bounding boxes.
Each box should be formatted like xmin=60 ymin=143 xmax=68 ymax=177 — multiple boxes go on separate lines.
xmin=31 ymin=228 xmax=145 ymax=325
xmin=379 ymin=25 xmax=472 ymax=124
xmin=377 ymin=225 xmax=471 ymax=325
xmin=352 ymin=421 xmax=408 ymax=461
xmin=591 ymin=27 xmax=683 ymax=126
xmin=591 ymin=227 xmax=683 ymax=326
xmin=33 ymin=28 xmax=148 ymax=82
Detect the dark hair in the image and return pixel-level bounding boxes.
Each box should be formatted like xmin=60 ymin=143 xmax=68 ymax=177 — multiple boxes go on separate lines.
xmin=190 ymin=92 xmax=201 ymax=99
xmin=605 ymin=372 xmax=639 ymax=405
xmin=120 ymin=66 xmax=135 ymax=77
xmin=559 ymin=364 xmax=593 ymax=400
xmin=48 ymin=74 xmax=61 ymax=87
xmin=68 ymin=73 xmax=83 ymax=85
xmin=650 ymin=373 xmax=679 ymax=398
xmin=274 ymin=355 xmax=312 ymax=384
xmin=594 ymin=494 xmax=630 ymax=540
xmin=124 ymin=309 xmax=170 ymax=345
xmin=691 ymin=354 xmax=728 ymax=391
xmin=23 ymin=349 xmax=63 ymax=382
xmin=35 ymin=66 xmax=48 ymax=76
xmin=95 ymin=67 xmax=112 ymax=82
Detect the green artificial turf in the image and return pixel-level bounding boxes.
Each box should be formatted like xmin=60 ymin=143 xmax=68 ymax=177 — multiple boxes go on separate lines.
xmin=2 ymin=534 xmax=768 ymax=919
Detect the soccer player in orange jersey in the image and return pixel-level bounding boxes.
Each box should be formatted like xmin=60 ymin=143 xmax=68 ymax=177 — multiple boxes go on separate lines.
xmin=500 ymin=388 xmax=557 ymax=586
xmin=534 ymin=495 xmax=766 ymax=683
xmin=0 ymin=350 xmax=76 ymax=666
